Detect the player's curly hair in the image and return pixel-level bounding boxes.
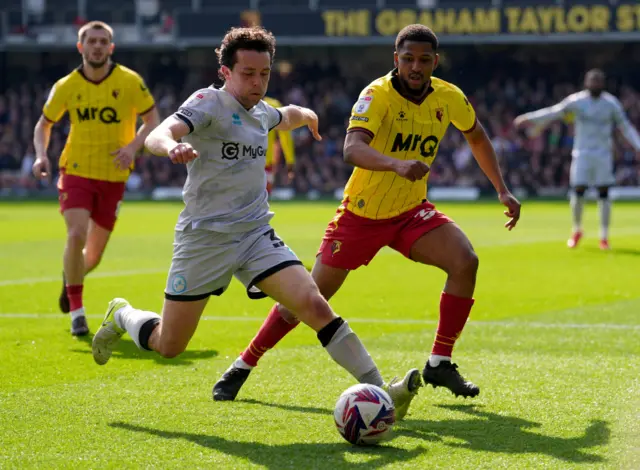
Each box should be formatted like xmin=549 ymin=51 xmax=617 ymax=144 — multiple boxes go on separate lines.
xmin=395 ymin=24 xmax=438 ymax=51
xmin=216 ymin=26 xmax=276 ymax=80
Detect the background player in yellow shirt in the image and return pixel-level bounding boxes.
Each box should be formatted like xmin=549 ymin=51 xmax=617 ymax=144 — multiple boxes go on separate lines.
xmin=214 ymin=24 xmax=521 ymax=403
xmin=263 ymin=96 xmax=295 ymax=194
xmin=32 ymin=21 xmax=160 ymax=336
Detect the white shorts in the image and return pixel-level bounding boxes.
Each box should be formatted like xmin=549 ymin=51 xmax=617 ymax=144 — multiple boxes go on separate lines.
xmin=570 ymin=155 xmax=615 ymax=187
xmin=165 ymin=224 xmax=301 ymax=301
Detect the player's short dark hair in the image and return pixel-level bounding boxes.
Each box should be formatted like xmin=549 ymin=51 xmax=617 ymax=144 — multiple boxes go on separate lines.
xmin=395 ymin=24 xmax=438 ymax=51
xmin=78 ymin=21 xmax=113 ymax=43
xmin=216 ymin=26 xmax=276 ymax=78
xmin=586 ymin=68 xmax=605 ymax=79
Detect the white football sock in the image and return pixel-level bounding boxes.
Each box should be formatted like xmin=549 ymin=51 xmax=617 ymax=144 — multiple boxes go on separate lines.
xmin=324 ymin=321 xmax=384 ymax=387
xmin=233 ymin=357 xmax=254 ymax=370
xmin=70 ymin=308 xmax=85 ymax=321
xmin=570 ymin=193 xmax=584 ymax=233
xmin=115 ymin=305 xmax=161 ymax=350
xmin=598 ymin=198 xmax=611 ymax=240
xmin=429 ymin=355 xmax=451 ymax=367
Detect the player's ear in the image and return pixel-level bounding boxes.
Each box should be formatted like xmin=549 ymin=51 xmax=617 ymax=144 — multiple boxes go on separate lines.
xmin=108 ymin=43 xmax=115 ymax=54
xmin=220 ymin=65 xmax=232 ymax=81
xmin=76 ymin=41 xmax=83 ymax=55
xmin=393 ymin=51 xmax=398 ymax=68
xmin=433 ymin=53 xmax=439 ymax=71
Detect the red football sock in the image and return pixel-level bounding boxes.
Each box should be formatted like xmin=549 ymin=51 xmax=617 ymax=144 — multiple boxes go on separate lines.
xmin=241 ymin=304 xmax=299 ymax=367
xmin=66 ymin=284 xmax=84 ymax=312
xmin=431 ymin=291 xmax=475 ymax=357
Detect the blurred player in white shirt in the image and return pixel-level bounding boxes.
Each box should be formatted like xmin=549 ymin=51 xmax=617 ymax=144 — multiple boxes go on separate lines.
xmin=515 ymin=69 xmax=640 ymax=250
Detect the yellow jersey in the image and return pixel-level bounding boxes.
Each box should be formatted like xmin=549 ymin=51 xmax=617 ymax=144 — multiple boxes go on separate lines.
xmin=345 ymin=70 xmax=477 ymax=219
xmin=43 ymin=63 xmax=155 ymax=182
xmin=263 ymin=96 xmax=295 ymax=168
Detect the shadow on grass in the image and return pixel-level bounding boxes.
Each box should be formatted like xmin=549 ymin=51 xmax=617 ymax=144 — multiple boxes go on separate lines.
xmin=110 ymin=421 xmax=426 ymax=469
xmin=235 ymin=400 xmax=609 ymax=464
xmin=584 ymin=247 xmax=640 ymax=256
xmin=70 ymin=337 xmax=217 ymax=366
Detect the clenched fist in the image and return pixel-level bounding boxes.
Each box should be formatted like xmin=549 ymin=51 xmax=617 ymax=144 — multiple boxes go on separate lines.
xmin=169 ymin=142 xmax=199 ymax=164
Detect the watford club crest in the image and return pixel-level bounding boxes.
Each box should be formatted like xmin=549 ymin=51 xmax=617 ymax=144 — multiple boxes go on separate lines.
xmin=331 ymin=240 xmax=342 ymax=256
xmin=435 ymin=108 xmax=444 ymax=122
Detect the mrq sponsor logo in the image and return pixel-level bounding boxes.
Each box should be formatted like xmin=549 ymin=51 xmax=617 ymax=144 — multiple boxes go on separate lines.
xmin=221 ymin=142 xmax=266 ymax=160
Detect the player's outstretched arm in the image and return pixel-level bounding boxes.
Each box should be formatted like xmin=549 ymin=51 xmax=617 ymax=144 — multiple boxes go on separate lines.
xmin=32 ymin=115 xmax=53 ymax=180
xmin=464 ymin=121 xmax=521 ymax=230
xmin=612 ymin=101 xmax=640 ymax=156
xmin=275 ymin=105 xmax=322 ymax=141
xmin=145 ymin=116 xmax=199 ymax=164
xmin=514 ymin=98 xmax=571 ymax=130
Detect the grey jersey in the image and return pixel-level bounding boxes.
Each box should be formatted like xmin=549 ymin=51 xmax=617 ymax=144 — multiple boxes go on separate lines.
xmin=172 ymin=87 xmax=282 ymax=233
xmin=523 ymin=90 xmax=640 ymax=159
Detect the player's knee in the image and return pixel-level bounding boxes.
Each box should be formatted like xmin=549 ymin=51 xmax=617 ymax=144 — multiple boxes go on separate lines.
xmin=300 ymin=290 xmax=333 ymax=321
xmin=67 ymin=227 xmax=87 ymax=248
xmin=156 ymin=342 xmax=185 ymax=359
xmin=85 ymin=252 xmax=103 ymax=270
xmin=598 ymin=187 xmax=609 ymax=199
xmin=450 ymin=249 xmax=479 ymax=278
xmin=574 ymin=186 xmax=587 ymax=197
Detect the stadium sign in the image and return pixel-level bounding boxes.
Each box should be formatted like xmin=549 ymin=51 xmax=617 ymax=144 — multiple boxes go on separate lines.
xmin=175 ymin=2 xmax=640 ymax=45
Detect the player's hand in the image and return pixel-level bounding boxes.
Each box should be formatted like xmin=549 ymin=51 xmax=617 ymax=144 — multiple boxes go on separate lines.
xmin=32 ymin=156 xmax=51 ymax=180
xmin=111 ymin=145 xmax=137 ymax=171
xmin=304 ymin=109 xmax=322 ymax=141
xmin=393 ymin=160 xmax=430 ymax=182
xmin=513 ymin=115 xmax=529 ymax=128
xmin=169 ymin=142 xmax=199 ymax=164
xmin=286 ymin=164 xmax=295 ymax=184
xmin=499 ymin=190 xmax=521 ymax=231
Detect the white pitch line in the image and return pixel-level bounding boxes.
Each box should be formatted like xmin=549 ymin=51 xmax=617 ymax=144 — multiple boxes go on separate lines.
xmin=0 ymin=313 xmax=638 ymax=330
xmin=0 ymin=268 xmax=166 ymax=287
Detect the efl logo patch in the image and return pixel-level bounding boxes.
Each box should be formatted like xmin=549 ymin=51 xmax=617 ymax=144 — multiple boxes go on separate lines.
xmin=435 ymin=108 xmax=444 ymax=122
xmin=331 ymin=240 xmax=342 ymax=255
xmin=354 ymin=95 xmax=373 ymax=114
xmin=112 ymin=89 xmax=120 ymax=99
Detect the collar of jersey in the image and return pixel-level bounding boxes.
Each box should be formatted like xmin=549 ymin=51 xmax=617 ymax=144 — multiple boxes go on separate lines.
xmin=76 ymin=62 xmax=117 ymax=85
xmin=389 ymin=68 xmax=434 ymax=106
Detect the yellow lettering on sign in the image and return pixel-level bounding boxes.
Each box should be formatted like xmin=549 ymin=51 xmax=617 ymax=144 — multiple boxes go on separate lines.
xmin=537 ymin=7 xmax=555 ymax=33
xmin=591 ymin=5 xmax=610 ymax=32
xmin=397 ymin=9 xmax=417 ymax=31
xmin=433 ymin=9 xmax=458 ymax=33
xmin=567 ymin=6 xmax=589 ymax=32
xmin=322 ymin=10 xmax=369 ymax=36
xmin=474 ymin=8 xmax=500 ymax=33
xmin=505 ymin=7 xmax=521 ymax=33
xmin=456 ymin=9 xmax=474 ymax=34
xmin=617 ymin=5 xmax=640 ymax=32
xmin=375 ymin=9 xmax=396 ymax=36
xmin=519 ymin=7 xmax=539 ymax=33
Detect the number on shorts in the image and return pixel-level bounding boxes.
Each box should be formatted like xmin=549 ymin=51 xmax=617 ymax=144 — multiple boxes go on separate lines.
xmin=264 ymin=228 xmax=285 ymax=248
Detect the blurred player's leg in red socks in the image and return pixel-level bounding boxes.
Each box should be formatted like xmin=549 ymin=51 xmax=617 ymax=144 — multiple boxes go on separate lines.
xmin=213 ymin=305 xmax=298 ymax=401
xmin=238 ymin=304 xmax=300 ymax=368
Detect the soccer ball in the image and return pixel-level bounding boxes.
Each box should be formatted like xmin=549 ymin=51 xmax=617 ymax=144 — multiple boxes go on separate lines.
xmin=334 ymin=383 xmax=395 ymax=445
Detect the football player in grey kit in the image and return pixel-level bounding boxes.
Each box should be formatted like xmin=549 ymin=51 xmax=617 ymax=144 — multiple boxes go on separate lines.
xmin=515 ymin=69 xmax=640 ymax=250
xmin=91 ymin=26 xmax=421 ymax=414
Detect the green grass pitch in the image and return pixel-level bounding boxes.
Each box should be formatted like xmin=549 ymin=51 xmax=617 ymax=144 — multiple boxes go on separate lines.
xmin=1 ymin=200 xmax=639 ymax=469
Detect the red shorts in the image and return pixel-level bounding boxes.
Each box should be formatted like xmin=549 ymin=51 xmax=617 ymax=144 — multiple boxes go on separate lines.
xmin=317 ymin=201 xmax=453 ymax=270
xmin=57 ymin=173 xmax=126 ymax=231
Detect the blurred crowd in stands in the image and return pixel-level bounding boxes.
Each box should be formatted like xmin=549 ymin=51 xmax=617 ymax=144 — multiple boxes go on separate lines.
xmin=1 ymin=53 xmax=639 ymax=195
